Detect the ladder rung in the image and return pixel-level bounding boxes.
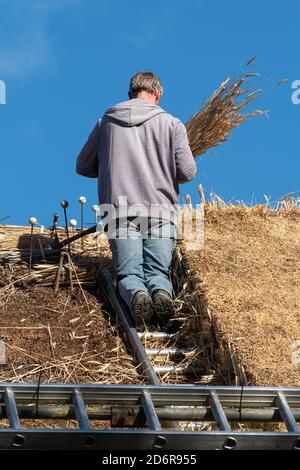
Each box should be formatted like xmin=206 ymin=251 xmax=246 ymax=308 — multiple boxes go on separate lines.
xmin=209 ymin=391 xmax=231 ymax=432
xmin=138 ymin=332 xmax=176 ymax=340
xmin=276 ymin=391 xmax=299 ymax=433
xmin=154 ymin=365 xmax=202 ymax=375
xmin=0 ymin=340 xmax=6 ymax=365
xmin=140 ymin=390 xmax=161 ymax=431
xmin=4 ymin=387 xmax=20 ymax=429
xmin=72 ymin=388 xmax=90 ymax=431
xmin=146 ymin=348 xmax=193 ymax=356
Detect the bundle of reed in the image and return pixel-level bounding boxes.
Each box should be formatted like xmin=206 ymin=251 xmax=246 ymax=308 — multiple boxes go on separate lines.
xmin=0 ymin=247 xmax=61 ymax=265
xmin=0 ymin=262 xmax=99 ymax=296
xmin=35 ymin=262 xmax=98 ymax=287
xmin=185 ymin=56 xmax=287 ymax=158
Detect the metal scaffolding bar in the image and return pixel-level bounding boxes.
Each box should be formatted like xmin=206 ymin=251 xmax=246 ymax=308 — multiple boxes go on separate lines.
xmin=1 ymin=403 xmax=300 ymax=423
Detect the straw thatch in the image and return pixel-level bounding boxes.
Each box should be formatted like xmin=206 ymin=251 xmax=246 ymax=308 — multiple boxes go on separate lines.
xmin=0 ymin=224 xmax=218 ymax=385
xmin=185 ymin=57 xmax=287 ymax=158
xmin=1 ymin=196 xmax=299 ymax=388
xmin=0 ymin=225 xmax=141 ymax=385
xmin=179 ymin=196 xmax=300 ymax=386
xmin=0 ymin=285 xmax=141 ymax=384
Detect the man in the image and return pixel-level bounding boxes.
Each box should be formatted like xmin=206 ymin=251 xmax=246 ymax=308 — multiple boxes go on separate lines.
xmin=76 ymin=71 xmax=197 ymax=328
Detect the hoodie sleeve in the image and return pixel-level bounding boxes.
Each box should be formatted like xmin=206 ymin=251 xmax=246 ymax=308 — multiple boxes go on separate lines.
xmin=174 ymin=120 xmax=197 ymax=184
xmin=76 ymin=121 xmax=100 ymax=178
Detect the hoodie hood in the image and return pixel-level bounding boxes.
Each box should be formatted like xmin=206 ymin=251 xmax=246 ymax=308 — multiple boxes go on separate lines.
xmin=104 ymin=98 xmax=166 ymax=127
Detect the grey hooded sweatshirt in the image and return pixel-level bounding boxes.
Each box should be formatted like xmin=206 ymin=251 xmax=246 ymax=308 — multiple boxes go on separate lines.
xmin=76 ymin=98 xmax=197 ymax=224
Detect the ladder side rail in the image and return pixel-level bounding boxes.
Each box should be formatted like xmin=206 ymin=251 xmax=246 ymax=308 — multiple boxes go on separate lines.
xmin=99 ymin=269 xmax=160 ymax=385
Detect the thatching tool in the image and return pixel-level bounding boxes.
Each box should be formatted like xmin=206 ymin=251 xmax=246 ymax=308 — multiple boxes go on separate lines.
xmin=54 ymin=224 xmax=97 ymax=249
xmin=54 ymin=251 xmax=65 ymax=294
xmin=79 ymin=196 xmax=86 ymax=249
xmin=79 ymin=196 xmax=86 ymax=230
xmin=92 ymin=204 xmax=100 ymax=224
xmin=70 ymin=219 xmax=77 ymax=237
xmin=28 ymin=216 xmax=37 ymax=273
xmin=60 ymin=200 xmax=71 ymax=254
xmin=51 ymin=212 xmax=60 ymax=245
xmin=53 ymin=250 xmax=75 ymax=293
xmin=37 ymin=238 xmax=47 ymax=263
xmin=92 ymin=204 xmax=103 ymax=238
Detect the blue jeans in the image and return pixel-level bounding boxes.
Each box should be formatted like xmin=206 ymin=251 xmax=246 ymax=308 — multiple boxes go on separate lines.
xmin=109 ymin=217 xmax=176 ymax=307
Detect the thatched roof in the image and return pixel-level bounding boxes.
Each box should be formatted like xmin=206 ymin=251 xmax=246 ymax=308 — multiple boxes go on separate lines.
xmin=1 ymin=199 xmax=299 ymax=387
xmin=179 ymin=199 xmax=300 ymax=386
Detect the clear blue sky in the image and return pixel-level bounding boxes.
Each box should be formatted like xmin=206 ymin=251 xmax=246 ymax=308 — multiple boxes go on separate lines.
xmin=0 ymin=0 xmax=299 ymax=227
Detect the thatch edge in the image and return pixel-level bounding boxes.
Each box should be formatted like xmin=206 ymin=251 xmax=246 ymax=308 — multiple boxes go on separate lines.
xmin=173 ymin=246 xmax=249 ymax=385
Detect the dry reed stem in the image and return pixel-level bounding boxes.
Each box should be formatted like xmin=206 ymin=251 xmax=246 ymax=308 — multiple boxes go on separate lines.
xmin=185 ymin=57 xmax=286 ymax=158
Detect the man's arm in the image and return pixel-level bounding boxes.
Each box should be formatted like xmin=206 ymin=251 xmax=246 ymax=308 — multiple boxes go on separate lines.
xmin=76 ymin=120 xmax=100 ymax=178
xmin=174 ymin=120 xmax=197 ymax=184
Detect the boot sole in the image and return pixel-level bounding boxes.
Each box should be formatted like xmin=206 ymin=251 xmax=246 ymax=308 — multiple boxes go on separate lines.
xmin=132 ymin=302 xmax=154 ymax=328
xmin=153 ymin=297 xmax=175 ymax=328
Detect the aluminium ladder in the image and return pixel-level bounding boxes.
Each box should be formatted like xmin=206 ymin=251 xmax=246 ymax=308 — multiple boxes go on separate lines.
xmin=0 ymin=383 xmax=300 ymax=450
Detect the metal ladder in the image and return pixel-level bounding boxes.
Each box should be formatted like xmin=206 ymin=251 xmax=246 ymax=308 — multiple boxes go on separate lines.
xmin=0 ymin=383 xmax=300 ymax=450
xmin=99 ymin=269 xmax=204 ymax=383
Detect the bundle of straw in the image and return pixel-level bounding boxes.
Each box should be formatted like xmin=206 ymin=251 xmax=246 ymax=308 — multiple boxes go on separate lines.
xmin=186 ymin=56 xmax=287 ymax=158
